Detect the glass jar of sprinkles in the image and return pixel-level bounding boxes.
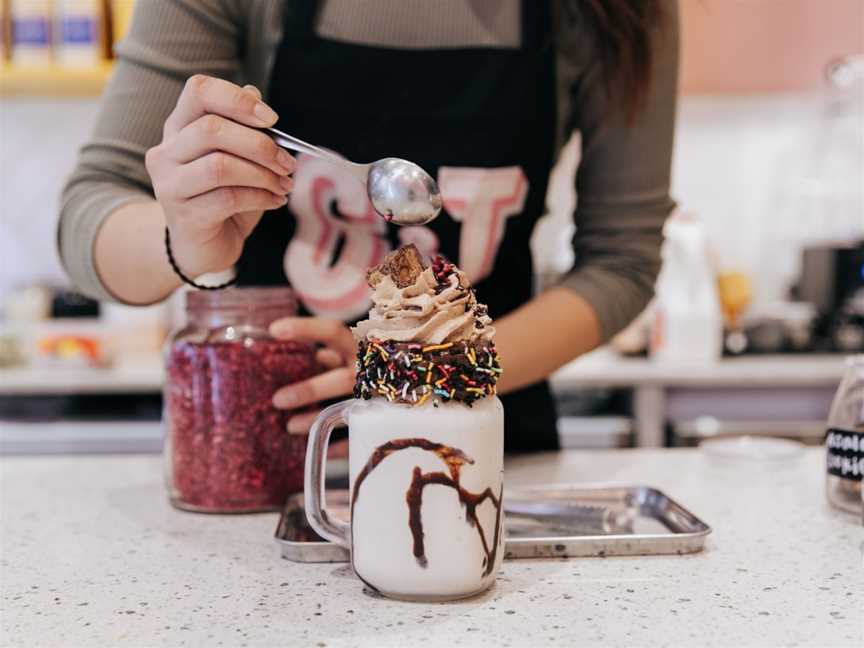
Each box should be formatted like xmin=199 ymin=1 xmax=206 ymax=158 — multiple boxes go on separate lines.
xmin=164 ymin=288 xmax=319 ymax=513
xmin=825 ymin=355 xmax=864 ymax=515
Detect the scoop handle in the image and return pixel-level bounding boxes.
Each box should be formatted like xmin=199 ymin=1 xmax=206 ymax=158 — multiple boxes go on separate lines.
xmin=264 ymin=127 xmax=369 ymax=183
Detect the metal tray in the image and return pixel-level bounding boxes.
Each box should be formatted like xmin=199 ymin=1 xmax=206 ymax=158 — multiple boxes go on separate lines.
xmin=274 ymin=483 xmax=711 ymax=562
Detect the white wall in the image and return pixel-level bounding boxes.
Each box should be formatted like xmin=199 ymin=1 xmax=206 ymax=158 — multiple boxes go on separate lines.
xmin=2 ymin=92 xmax=862 ymax=310
xmin=671 ymin=92 xmax=864 ymax=307
xmin=0 ymin=98 xmax=99 ymax=298
xmin=538 ymin=91 xmax=864 ymax=308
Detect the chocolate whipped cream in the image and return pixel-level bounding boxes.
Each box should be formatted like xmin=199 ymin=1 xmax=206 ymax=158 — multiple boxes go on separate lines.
xmin=351 ymin=245 xmax=493 ymax=345
xmin=352 ymin=245 xmax=502 ymax=406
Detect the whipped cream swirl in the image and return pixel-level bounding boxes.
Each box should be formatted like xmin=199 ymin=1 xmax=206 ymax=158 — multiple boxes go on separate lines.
xmin=352 ymin=267 xmax=493 ymax=345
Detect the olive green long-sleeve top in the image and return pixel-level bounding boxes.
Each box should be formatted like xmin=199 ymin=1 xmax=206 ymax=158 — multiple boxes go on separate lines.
xmin=60 ymin=0 xmax=678 ymax=341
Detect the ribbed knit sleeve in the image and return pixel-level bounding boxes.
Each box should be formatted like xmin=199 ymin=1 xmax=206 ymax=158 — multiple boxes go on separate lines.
xmin=58 ymin=0 xmax=243 ymax=301
xmin=557 ymin=0 xmax=679 ymax=341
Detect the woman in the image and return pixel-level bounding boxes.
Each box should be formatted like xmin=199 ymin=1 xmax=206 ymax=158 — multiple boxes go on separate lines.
xmin=60 ymin=0 xmax=678 ymax=452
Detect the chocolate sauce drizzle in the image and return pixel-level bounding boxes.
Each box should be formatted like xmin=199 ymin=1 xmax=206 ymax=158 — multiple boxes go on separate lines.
xmin=351 ymin=438 xmax=503 ymax=578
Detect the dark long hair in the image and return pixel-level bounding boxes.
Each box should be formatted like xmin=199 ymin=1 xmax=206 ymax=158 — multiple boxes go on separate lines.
xmin=569 ymin=0 xmax=667 ymax=121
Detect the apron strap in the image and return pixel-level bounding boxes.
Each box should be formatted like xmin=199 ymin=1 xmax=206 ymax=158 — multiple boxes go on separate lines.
xmin=522 ymin=0 xmax=552 ymax=54
xmin=283 ymin=0 xmax=320 ymax=38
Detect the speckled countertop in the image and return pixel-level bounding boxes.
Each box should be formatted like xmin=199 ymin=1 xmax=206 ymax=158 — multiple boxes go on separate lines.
xmin=1 ymin=448 xmax=861 ymax=647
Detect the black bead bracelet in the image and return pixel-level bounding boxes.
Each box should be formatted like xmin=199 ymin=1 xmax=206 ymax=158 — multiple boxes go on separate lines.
xmin=164 ymin=227 xmax=238 ymax=291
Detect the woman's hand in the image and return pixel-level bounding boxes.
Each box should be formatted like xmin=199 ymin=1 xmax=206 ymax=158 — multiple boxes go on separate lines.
xmin=270 ymin=317 xmax=358 ymax=435
xmin=144 ymin=75 xmax=295 ymax=278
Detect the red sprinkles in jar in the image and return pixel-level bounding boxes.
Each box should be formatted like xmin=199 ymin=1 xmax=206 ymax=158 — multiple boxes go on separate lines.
xmin=166 ymin=338 xmax=318 ymax=512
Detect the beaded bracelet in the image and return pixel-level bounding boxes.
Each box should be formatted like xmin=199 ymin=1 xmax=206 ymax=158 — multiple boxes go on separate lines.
xmin=164 ymin=227 xmax=237 ymax=291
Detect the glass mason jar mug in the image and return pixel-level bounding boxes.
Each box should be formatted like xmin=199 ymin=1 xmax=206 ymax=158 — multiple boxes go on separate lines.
xmin=825 ymin=355 xmax=864 ymax=515
xmin=164 ymin=288 xmax=319 ymax=513
xmin=305 ymin=396 xmax=505 ymax=601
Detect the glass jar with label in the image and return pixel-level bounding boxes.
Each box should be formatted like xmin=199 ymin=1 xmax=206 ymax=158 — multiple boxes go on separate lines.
xmin=164 ymin=288 xmax=319 ymax=513
xmin=825 ymin=355 xmax=864 ymax=514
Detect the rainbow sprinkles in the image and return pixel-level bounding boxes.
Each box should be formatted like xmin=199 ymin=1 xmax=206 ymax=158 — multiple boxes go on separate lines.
xmin=354 ymin=338 xmax=502 ymax=406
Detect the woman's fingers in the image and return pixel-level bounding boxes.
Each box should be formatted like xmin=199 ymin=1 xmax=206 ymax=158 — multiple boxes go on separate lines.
xmin=316 ymin=347 xmax=344 ymax=370
xmin=270 ymin=319 xmax=357 ymax=411
xmin=183 ymin=187 xmax=287 ymax=225
xmin=273 ymin=366 xmax=355 ymax=410
xmin=143 ymin=79 xmax=283 ymax=280
xmin=164 ymin=75 xmax=278 ymax=136
xmin=170 ymin=115 xmax=295 ymax=176
xmin=170 ymin=152 xmax=292 ymax=200
xmin=327 ymin=439 xmax=349 ymax=459
xmin=286 ymin=408 xmax=321 ymax=435
xmin=286 ymin=410 xmax=348 ymax=456
xmin=230 ymin=211 xmax=268 ymax=239
xmin=286 ymin=410 xmax=349 ymax=457
xmin=270 ymin=317 xmax=357 ymax=360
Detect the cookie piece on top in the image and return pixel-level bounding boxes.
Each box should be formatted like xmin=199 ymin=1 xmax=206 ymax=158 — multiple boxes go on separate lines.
xmin=367 ymin=244 xmax=426 ymax=289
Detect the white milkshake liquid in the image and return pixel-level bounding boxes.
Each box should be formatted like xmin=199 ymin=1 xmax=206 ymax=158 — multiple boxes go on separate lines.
xmin=348 ymin=396 xmax=504 ymax=600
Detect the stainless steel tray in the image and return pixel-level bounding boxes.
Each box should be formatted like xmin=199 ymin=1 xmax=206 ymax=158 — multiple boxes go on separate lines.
xmin=274 ymin=483 xmax=711 ymax=562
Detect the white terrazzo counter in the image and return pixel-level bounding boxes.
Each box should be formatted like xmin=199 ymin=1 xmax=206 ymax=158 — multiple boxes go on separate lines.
xmin=1 ymin=447 xmax=861 ymax=647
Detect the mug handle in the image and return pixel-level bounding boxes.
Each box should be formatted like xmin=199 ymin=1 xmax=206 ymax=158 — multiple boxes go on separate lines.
xmin=304 ymin=399 xmax=351 ymax=548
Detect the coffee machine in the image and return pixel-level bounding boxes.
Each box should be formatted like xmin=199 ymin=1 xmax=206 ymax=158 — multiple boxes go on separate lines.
xmin=795 ymin=241 xmax=864 ymax=352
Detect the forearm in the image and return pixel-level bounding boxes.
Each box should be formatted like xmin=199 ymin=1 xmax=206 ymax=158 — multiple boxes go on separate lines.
xmin=94 ymin=200 xmax=182 ymax=305
xmin=60 ymin=0 xmax=247 ymax=303
xmin=494 ymin=287 xmax=601 ymax=394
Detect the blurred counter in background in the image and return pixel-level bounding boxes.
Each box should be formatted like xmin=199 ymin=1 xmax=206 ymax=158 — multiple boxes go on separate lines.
xmin=0 ymin=284 xmax=170 ymax=455
xmin=0 ymin=352 xmax=161 ymax=395
xmin=0 ymin=346 xmax=846 ymax=453
xmin=551 ymin=348 xmax=843 ymax=449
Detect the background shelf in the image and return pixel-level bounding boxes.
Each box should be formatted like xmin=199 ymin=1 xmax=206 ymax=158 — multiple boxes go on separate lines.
xmin=0 ymin=63 xmax=113 ymax=97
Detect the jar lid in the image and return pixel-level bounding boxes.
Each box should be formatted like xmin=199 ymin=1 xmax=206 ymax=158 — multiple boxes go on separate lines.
xmin=185 ymin=286 xmax=298 ymax=312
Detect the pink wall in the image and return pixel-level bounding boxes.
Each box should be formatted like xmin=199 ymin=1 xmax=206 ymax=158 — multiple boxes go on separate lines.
xmin=680 ymin=0 xmax=864 ymax=94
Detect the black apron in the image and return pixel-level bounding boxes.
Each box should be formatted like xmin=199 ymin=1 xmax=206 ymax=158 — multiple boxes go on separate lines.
xmin=237 ymin=0 xmax=560 ymax=452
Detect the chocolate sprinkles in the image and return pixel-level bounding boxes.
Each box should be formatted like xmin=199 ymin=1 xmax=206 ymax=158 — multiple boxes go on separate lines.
xmin=353 ymin=339 xmax=502 ymax=406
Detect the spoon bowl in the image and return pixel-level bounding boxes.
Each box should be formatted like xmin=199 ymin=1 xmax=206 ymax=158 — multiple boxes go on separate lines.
xmin=367 ymin=158 xmax=443 ymax=226
xmin=265 ymin=128 xmax=442 ymax=226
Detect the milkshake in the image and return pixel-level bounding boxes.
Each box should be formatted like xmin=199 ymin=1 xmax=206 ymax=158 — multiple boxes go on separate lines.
xmin=304 ymin=244 xmax=505 ymax=601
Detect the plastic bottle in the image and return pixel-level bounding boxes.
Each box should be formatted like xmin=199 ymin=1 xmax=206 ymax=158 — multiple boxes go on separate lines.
xmin=55 ymin=0 xmax=102 ymax=67
xmin=11 ymin=0 xmax=53 ymax=66
xmin=825 ymin=356 xmax=864 ymax=515
xmin=650 ymin=214 xmax=723 ymax=363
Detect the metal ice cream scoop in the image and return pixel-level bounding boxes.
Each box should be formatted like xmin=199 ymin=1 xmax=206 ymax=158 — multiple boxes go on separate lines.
xmin=265 ymin=127 xmax=442 ymax=226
